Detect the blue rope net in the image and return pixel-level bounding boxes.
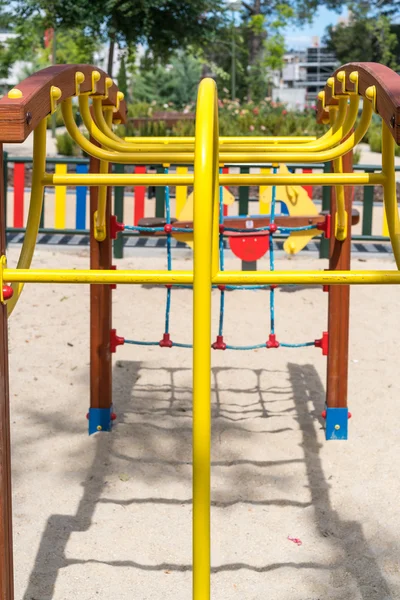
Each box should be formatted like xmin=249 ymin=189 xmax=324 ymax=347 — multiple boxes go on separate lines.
xmin=125 ymin=166 xmax=319 ymax=351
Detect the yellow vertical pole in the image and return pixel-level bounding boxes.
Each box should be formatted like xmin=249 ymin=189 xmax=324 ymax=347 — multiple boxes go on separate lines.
xmin=382 ymin=122 xmax=400 ymax=268
xmin=382 ymin=205 xmax=389 ymax=236
xmin=54 ymin=163 xmax=67 ymax=228
xmin=176 ymin=166 xmax=188 ymax=218
xmin=193 ymin=77 xmax=218 ymax=600
xmin=259 ymin=167 xmax=271 ymax=214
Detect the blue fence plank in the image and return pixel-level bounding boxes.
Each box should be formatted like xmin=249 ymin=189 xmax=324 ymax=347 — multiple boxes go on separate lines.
xmin=76 ymin=164 xmax=88 ymax=229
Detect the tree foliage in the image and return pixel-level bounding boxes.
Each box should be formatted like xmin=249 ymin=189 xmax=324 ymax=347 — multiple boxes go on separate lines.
xmin=324 ymin=14 xmax=400 ymax=69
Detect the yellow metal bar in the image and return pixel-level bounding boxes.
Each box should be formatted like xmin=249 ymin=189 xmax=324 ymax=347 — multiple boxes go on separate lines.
xmin=80 ymin=95 xmax=195 ymax=153
xmin=54 ymin=163 xmax=67 ymax=228
xmin=94 ymin=109 xmax=113 ymax=241
xmin=193 ymin=77 xmax=217 ymax=600
xmin=124 ymin=136 xmax=317 ymax=144
xmin=7 ymin=118 xmax=47 ymax=315
xmin=382 ymin=121 xmax=400 ymax=268
xmin=5 ymin=268 xmax=400 ymax=286
xmin=213 ymin=270 xmax=400 ymax=285
xmin=60 ymin=94 xmax=371 ymax=164
xmin=176 ymin=166 xmax=188 ymax=217
xmin=332 ymin=155 xmax=347 ymax=240
xmin=5 ymin=268 xmax=193 ymax=285
xmin=41 ymin=172 xmax=385 ymax=188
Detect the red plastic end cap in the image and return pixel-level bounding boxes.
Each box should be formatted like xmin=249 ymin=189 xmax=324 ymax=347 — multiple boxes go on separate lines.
xmin=266 ymin=333 xmax=280 ymax=349
xmin=323 ymin=284 xmax=329 ymax=293
xmin=111 ymin=265 xmax=117 ymax=290
xmin=315 ymin=331 xmax=329 ymax=356
xmin=316 ymin=214 xmax=331 ymax=239
xmin=86 ymin=412 xmax=89 ymax=420
xmin=219 ymin=224 xmax=225 ymax=234
xmin=110 ymin=329 xmax=125 ymax=353
xmin=321 ymin=410 xmax=327 ymax=419
xmin=269 ymin=223 xmax=278 ymax=234
xmin=348 ymin=411 xmax=352 ymax=419
xmin=2 ymin=285 xmax=13 ymax=300
xmin=212 ymin=335 xmax=227 ymax=350
xmin=110 ymin=215 xmax=125 ymax=240
xmin=164 ymin=223 xmax=173 ymax=234
xmin=165 ymin=284 xmax=173 ymax=289
xmin=218 ymin=284 xmax=226 ymax=291
xmin=111 ymin=412 xmax=117 ymax=421
xmin=270 ymin=284 xmax=278 ymax=290
xmin=159 ymin=333 xmax=173 ymax=348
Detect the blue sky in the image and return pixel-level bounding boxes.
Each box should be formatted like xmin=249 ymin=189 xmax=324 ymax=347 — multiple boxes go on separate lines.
xmin=283 ymin=6 xmax=349 ymax=49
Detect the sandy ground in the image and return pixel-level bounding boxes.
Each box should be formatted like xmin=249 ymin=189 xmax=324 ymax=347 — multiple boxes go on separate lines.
xmin=7 ymin=244 xmax=400 ymax=600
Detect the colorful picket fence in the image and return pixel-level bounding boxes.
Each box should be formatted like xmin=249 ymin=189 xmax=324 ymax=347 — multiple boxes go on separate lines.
xmin=3 ymin=155 xmax=395 ymax=260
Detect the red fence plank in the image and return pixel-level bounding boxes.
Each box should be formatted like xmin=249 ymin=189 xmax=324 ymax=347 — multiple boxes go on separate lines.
xmin=134 ymin=166 xmax=146 ymax=224
xmin=13 ymin=163 xmax=25 ymax=227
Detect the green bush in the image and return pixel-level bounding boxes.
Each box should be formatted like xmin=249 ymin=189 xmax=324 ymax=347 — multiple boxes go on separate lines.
xmin=56 ymin=132 xmax=80 ymax=156
xmin=123 ymin=98 xmax=327 ymax=139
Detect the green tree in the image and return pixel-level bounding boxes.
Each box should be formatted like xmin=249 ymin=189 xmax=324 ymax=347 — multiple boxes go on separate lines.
xmin=9 ymin=0 xmax=228 ymax=77
xmin=324 ymin=15 xmax=399 ymax=69
xmin=117 ymin=55 xmax=128 ymax=100
xmin=132 ymin=53 xmax=202 ymax=107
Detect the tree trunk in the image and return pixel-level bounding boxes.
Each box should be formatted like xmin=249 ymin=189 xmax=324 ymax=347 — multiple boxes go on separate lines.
xmin=107 ymin=33 xmax=115 ymax=77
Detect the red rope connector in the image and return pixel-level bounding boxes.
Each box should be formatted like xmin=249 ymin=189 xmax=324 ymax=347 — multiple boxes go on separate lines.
xmin=218 ymin=285 xmax=226 ymax=291
xmin=269 ymin=223 xmax=278 ymax=234
xmin=315 ymin=331 xmax=329 ymax=356
xmin=110 ymin=265 xmax=117 ymax=290
xmin=110 ymin=215 xmax=125 ymax=240
xmin=111 ymin=412 xmax=117 ymax=421
xmin=266 ymin=334 xmax=280 ymax=348
xmin=316 ymin=214 xmax=331 ymax=239
xmin=219 ymin=224 xmax=225 ymax=234
xmin=270 ymin=284 xmax=278 ymax=290
xmin=2 ymin=285 xmax=13 ymax=300
xmin=322 ymin=285 xmax=329 ymax=292
xmin=165 ymin=284 xmax=173 ymax=289
xmin=110 ymin=329 xmax=125 ymax=353
xmin=212 ymin=335 xmax=226 ymax=350
xmin=159 ymin=333 xmax=173 ymax=348
xmin=164 ymin=223 xmax=173 ymax=234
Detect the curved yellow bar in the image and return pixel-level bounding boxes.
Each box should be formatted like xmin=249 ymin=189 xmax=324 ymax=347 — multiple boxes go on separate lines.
xmin=333 ymin=156 xmax=347 ymax=240
xmin=94 ymin=108 xmax=114 ymax=241
xmin=92 ymin=95 xmax=354 ymax=155
xmin=124 ymin=136 xmax=317 ymax=144
xmin=80 ymin=95 xmax=195 ymax=153
xmin=7 ymin=118 xmax=47 ymax=315
xmin=382 ymin=121 xmax=400 ymax=268
xmin=62 ymin=95 xmax=371 ymax=165
xmin=193 ymin=77 xmax=219 ymax=600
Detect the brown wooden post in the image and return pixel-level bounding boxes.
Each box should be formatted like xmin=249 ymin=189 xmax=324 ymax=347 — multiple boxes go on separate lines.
xmin=0 ymin=144 xmax=14 ymax=599
xmin=89 ymin=152 xmax=113 ymax=434
xmin=325 ymin=149 xmax=353 ymax=440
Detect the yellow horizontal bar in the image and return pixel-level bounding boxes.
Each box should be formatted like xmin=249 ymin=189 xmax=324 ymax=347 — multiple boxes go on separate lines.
xmin=213 ymin=270 xmax=400 ymax=285
xmin=5 ymin=268 xmax=400 ymax=286
xmin=42 ymin=173 xmax=194 ymax=186
xmin=5 ymin=268 xmax=193 ymax=285
xmin=42 ymin=172 xmax=385 ymax=188
xmin=220 ymin=173 xmax=386 ymax=186
xmin=124 ymin=136 xmax=317 ymax=144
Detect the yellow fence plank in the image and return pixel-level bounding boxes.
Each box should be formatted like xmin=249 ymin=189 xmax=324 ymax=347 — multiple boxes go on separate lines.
xmin=176 ymin=166 xmax=188 ymax=218
xmin=55 ymin=163 xmax=67 ymax=228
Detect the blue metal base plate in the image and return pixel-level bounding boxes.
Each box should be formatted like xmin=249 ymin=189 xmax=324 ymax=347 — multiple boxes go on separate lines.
xmin=325 ymin=407 xmax=349 ymax=440
xmin=88 ymin=406 xmax=114 ymax=435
